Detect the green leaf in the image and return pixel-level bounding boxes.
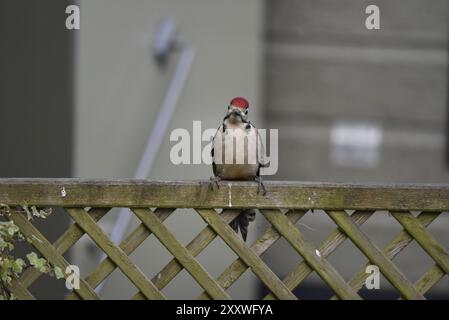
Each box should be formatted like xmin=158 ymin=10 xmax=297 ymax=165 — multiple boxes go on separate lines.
xmin=2 ymin=258 xmax=12 ymax=270
xmin=54 ymin=266 xmax=64 ymax=280
xmin=7 ymin=224 xmax=19 ymax=236
xmin=26 ymin=252 xmax=38 ymax=265
xmin=0 ymin=238 xmax=7 ymax=250
xmin=12 ymin=259 xmax=25 ymax=274
xmin=38 ymin=264 xmax=48 ymax=273
xmin=0 ymin=203 xmax=10 ymax=216
xmin=26 ymin=252 xmax=49 ymax=273
xmin=1 ymin=273 xmax=12 ymax=284
xmin=30 ymin=206 xmax=51 ymax=219
xmin=22 ymin=205 xmax=32 ymax=221
xmin=31 ymin=206 xmax=42 ymax=219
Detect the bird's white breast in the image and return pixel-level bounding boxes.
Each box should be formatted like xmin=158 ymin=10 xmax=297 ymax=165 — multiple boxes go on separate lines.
xmin=212 ymin=121 xmax=262 ymax=180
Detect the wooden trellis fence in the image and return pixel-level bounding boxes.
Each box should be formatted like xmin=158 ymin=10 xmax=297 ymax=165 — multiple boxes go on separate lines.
xmin=0 ymin=179 xmax=448 ymax=300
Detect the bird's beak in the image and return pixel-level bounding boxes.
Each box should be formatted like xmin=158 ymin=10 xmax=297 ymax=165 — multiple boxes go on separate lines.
xmin=230 ymin=110 xmax=245 ymax=121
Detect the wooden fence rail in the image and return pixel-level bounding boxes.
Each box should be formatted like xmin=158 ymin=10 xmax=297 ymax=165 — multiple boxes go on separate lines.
xmin=0 ymin=179 xmax=448 ymax=300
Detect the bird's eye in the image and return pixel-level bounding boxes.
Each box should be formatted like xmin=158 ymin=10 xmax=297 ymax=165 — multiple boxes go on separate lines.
xmin=245 ymin=110 xmax=248 ymax=115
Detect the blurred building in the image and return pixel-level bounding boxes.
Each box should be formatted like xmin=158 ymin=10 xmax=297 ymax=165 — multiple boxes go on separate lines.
xmin=263 ymin=0 xmax=449 ymax=298
xmin=0 ymin=0 xmax=74 ymax=299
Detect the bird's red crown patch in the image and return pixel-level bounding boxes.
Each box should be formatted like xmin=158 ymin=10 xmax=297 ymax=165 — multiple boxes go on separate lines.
xmin=230 ymin=97 xmax=249 ymax=109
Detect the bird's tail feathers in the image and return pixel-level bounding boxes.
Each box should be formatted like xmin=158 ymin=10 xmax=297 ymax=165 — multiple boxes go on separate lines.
xmin=230 ymin=209 xmax=256 ymax=242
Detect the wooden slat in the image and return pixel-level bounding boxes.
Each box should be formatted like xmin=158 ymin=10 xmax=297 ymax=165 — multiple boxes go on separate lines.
xmin=414 ymin=264 xmax=445 ymax=294
xmin=132 ymin=208 xmax=231 ymax=300
xmin=326 ymin=210 xmax=425 ymax=300
xmin=66 ymin=208 xmax=174 ymax=300
xmin=2 ymin=179 xmax=448 ymax=300
xmin=197 ymin=210 xmax=307 ymax=300
xmin=132 ymin=209 xmax=240 ymax=300
xmin=1 ymin=179 xmax=449 ymax=211
xmin=196 ymin=209 xmax=297 ymax=300
xmin=66 ymin=208 xmax=166 ymax=300
xmin=9 ymin=213 xmax=101 ymax=300
xmin=261 ymin=209 xmax=361 ymax=300
xmin=264 ymin=210 xmax=372 ymax=300
xmin=393 ymin=211 xmax=449 ymax=274
xmin=20 ymin=207 xmax=110 ymax=289
xmin=330 ymin=211 xmax=440 ymax=299
xmin=8 ymin=278 xmax=35 ymax=300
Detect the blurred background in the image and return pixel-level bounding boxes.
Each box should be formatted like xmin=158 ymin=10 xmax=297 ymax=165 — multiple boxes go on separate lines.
xmin=0 ymin=0 xmax=448 ymax=299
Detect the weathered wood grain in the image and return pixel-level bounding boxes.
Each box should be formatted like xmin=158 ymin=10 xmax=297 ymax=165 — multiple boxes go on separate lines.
xmin=132 ymin=209 xmax=240 ymax=300
xmin=20 ymin=207 xmax=110 ymax=289
xmin=66 ymin=208 xmax=166 ymax=300
xmin=1 ymin=179 xmax=449 ymax=210
xmin=261 ymin=209 xmax=362 ymax=300
xmin=8 ymin=278 xmax=35 ymax=300
xmin=196 ymin=209 xmax=297 ymax=300
xmin=197 ymin=210 xmax=307 ymax=300
xmin=9 ymin=213 xmax=101 ymax=300
xmin=264 ymin=210 xmax=372 ymax=300
xmin=66 ymin=208 xmax=174 ymax=300
xmin=132 ymin=208 xmax=231 ymax=300
xmin=414 ymin=264 xmax=445 ymax=294
xmin=330 ymin=211 xmax=440 ymax=300
xmin=326 ymin=210 xmax=425 ymax=300
xmin=3 ymin=180 xmax=448 ymax=300
xmin=393 ymin=211 xmax=449 ymax=274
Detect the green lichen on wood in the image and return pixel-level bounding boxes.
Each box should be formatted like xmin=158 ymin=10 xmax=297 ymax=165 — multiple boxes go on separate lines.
xmin=0 ymin=204 xmax=62 ymax=300
xmin=0 ymin=180 xmax=448 ymax=300
xmin=1 ymin=179 xmax=449 ymax=210
xmin=326 ymin=210 xmax=426 ymax=300
xmin=66 ymin=207 xmax=165 ymax=300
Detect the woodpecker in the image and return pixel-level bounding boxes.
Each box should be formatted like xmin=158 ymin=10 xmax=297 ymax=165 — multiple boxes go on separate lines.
xmin=210 ymin=97 xmax=267 ymax=241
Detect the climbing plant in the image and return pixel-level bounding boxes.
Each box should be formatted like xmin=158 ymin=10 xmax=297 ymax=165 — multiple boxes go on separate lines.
xmin=0 ymin=204 xmax=63 ymax=300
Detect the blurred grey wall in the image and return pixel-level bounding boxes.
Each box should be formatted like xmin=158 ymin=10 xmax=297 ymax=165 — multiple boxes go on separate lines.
xmin=263 ymin=0 xmax=449 ymax=298
xmin=0 ymin=0 xmax=74 ymax=299
xmin=74 ymin=0 xmax=265 ymax=299
xmin=266 ymin=0 xmax=449 ymax=183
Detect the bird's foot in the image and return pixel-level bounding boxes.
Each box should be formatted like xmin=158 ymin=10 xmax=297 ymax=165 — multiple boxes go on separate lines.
xmin=260 ymin=161 xmax=270 ymax=168
xmin=255 ymin=176 xmax=267 ymax=196
xmin=209 ymin=176 xmax=221 ymax=190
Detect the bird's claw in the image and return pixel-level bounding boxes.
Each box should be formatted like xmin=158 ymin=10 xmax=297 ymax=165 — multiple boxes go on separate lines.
xmin=209 ymin=176 xmax=221 ymax=191
xmin=255 ymin=176 xmax=267 ymax=196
